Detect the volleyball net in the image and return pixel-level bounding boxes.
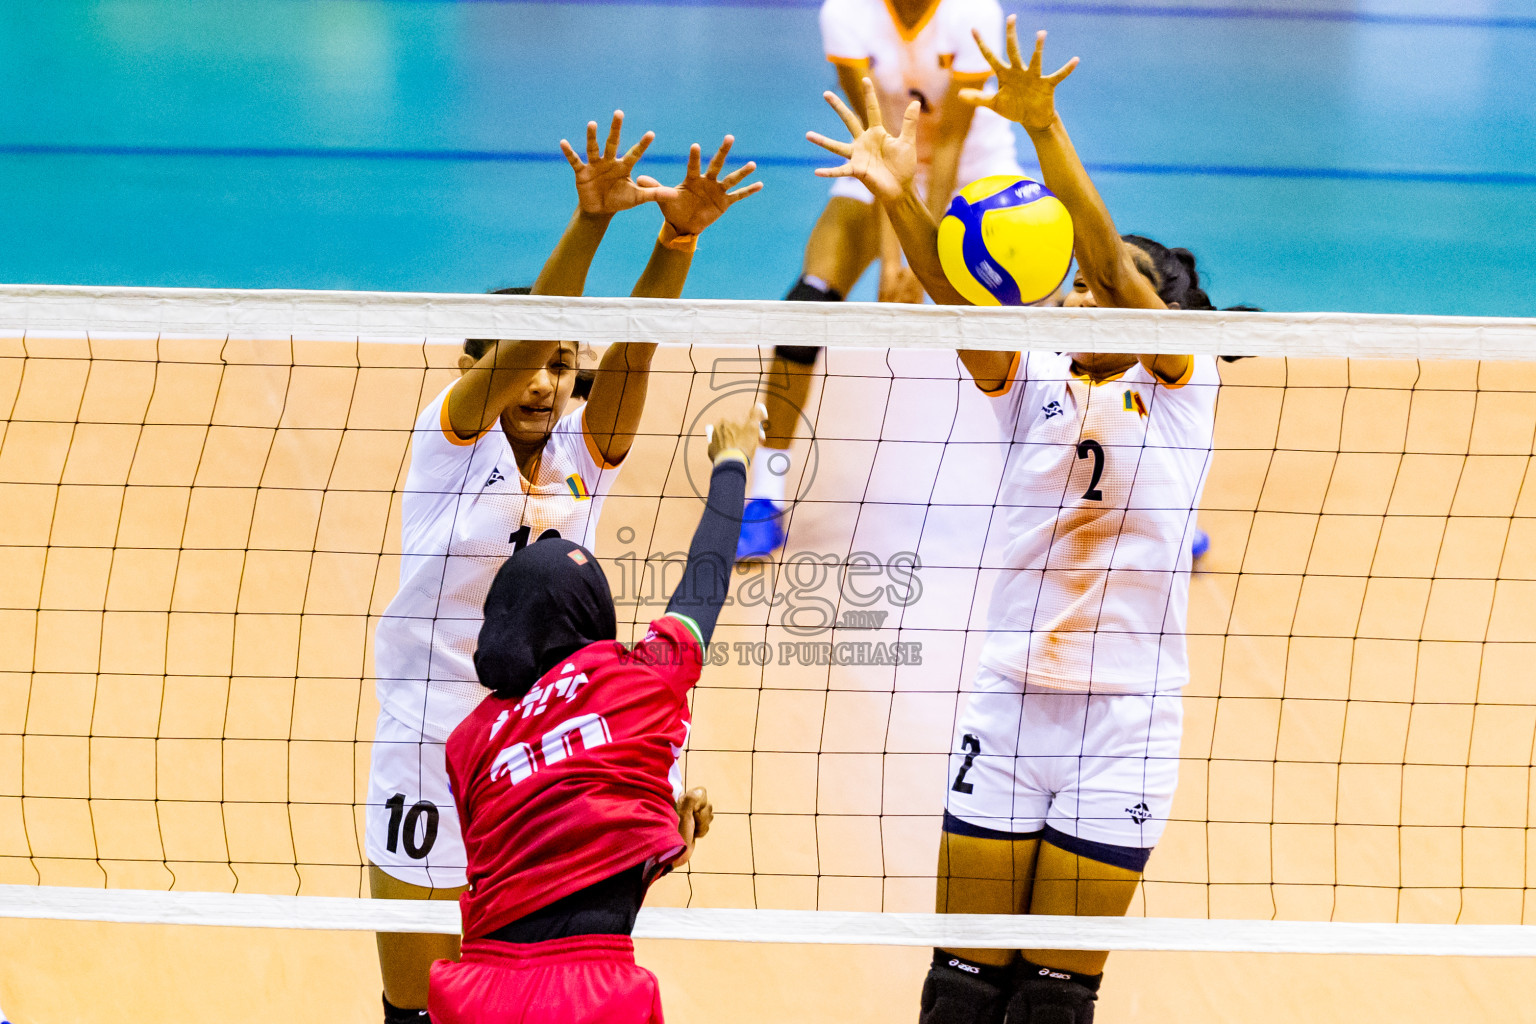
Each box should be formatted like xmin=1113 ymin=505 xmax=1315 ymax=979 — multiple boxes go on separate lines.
xmin=3 ymin=285 xmax=1536 ymax=954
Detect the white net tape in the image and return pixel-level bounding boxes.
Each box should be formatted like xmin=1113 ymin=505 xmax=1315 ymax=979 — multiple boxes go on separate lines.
xmin=3 ymin=886 xmax=1536 ymax=955
xmin=5 ymin=284 xmax=1536 ymax=358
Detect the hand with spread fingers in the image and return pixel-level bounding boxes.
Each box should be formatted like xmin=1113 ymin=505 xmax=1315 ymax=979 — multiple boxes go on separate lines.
xmin=655 ymin=136 xmax=763 ymax=237
xmin=706 ymin=404 xmax=767 ymax=465
xmin=958 ymin=16 xmax=1079 ymax=133
xmin=559 ymin=110 xmax=680 ymax=217
xmin=806 ymin=77 xmax=919 ymax=204
xmin=672 ymin=787 xmax=715 ymax=868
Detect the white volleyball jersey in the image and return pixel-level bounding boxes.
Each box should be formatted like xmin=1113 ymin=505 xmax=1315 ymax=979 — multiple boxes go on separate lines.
xmin=980 ymin=353 xmax=1218 ymax=694
xmin=820 ymin=0 xmax=1018 ymax=177
xmin=374 ymin=383 xmax=621 ymax=742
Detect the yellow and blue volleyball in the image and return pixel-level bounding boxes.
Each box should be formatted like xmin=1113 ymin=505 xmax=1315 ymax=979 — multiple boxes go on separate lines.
xmin=937 ymin=175 xmax=1074 ymax=306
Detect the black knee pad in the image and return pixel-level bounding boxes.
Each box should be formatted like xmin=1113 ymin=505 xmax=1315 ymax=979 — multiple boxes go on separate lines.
xmin=778 ymin=277 xmax=840 ymax=366
xmin=919 ymin=951 xmax=1009 ymax=1024
xmin=773 ymin=344 xmax=823 ymax=366
xmin=785 ymin=276 xmax=844 ymax=304
xmin=1004 ymin=962 xmax=1100 ymax=1024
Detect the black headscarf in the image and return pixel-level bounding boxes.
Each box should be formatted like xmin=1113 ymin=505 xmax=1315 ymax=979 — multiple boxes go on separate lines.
xmin=474 ymin=536 xmax=617 ymax=700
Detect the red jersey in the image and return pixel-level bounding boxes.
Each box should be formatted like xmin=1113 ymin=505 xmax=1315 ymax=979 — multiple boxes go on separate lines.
xmin=446 ymin=613 xmax=705 ymax=940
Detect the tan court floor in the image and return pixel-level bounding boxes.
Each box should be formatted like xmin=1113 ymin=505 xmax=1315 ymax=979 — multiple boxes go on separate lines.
xmin=2 ymin=338 xmax=1535 ymax=1021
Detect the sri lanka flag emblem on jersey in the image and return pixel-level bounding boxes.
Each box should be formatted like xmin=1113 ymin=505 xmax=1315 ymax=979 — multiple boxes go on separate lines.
xmin=565 ymin=473 xmax=591 ymax=501
xmin=1123 ymin=390 xmax=1148 ymax=418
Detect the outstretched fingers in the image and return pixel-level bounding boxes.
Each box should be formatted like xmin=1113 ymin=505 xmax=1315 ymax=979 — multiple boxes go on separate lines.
xmin=720 ymin=159 xmax=756 ymax=189
xmin=972 ymin=27 xmax=1008 ymax=75
xmin=705 ymin=135 xmax=733 ymax=179
xmin=584 ymin=120 xmax=601 ymax=163
xmin=685 ymin=143 xmax=703 ymax=180
xmin=635 ymin=182 xmax=681 ymax=203
xmin=621 ymin=130 xmax=656 ymax=171
xmin=813 ymin=164 xmax=857 ymax=179
xmin=1021 ymin=23 xmax=1043 ymax=74
xmin=806 ymin=130 xmax=853 ymax=159
xmin=823 ymin=90 xmax=864 ymax=138
xmin=956 ymin=87 xmax=995 ymax=110
xmin=559 ymin=138 xmax=584 ymax=171
xmin=899 ymin=98 xmax=920 ymax=144
xmin=635 ymin=173 xmax=680 ymax=200
xmin=1047 ymin=55 xmax=1080 ymax=85
xmin=725 ymin=180 xmax=764 ymax=203
xmin=602 ymin=110 xmax=624 ymax=160
xmin=860 ymin=77 xmax=885 ymax=128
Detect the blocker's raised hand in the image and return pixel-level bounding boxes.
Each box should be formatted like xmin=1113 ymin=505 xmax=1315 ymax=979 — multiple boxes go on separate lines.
xmin=655 ymin=135 xmax=763 ymax=237
xmin=560 ymin=110 xmax=679 ymax=216
xmin=959 ymin=17 xmax=1079 ymax=132
xmin=807 ymin=78 xmax=918 ymax=204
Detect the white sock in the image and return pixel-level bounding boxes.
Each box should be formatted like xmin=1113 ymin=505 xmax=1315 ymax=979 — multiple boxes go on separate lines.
xmin=749 ymin=445 xmax=792 ymax=505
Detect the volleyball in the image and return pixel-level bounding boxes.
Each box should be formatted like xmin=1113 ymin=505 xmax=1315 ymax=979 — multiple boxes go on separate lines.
xmin=937 ymin=175 xmax=1075 ymax=305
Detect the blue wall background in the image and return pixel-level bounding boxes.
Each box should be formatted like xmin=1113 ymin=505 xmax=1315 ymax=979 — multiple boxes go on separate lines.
xmin=1 ymin=0 xmax=1533 ymax=315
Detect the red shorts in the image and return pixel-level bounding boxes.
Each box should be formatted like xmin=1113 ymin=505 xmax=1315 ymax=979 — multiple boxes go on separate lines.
xmin=428 ymin=934 xmax=664 ymax=1024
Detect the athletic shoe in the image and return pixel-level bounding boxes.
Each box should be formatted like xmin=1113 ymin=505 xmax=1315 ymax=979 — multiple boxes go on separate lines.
xmin=1191 ymin=529 xmax=1211 ymax=560
xmin=736 ymin=499 xmax=787 ymax=560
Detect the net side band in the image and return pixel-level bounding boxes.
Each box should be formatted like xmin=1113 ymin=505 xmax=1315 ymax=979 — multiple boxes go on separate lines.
xmin=2 ymin=886 xmax=1533 ymax=956
xmin=4 ymin=285 xmax=1536 ymax=359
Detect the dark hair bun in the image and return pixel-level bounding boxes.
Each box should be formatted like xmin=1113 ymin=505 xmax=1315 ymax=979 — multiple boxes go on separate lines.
xmin=1121 ymin=235 xmax=1215 ymax=311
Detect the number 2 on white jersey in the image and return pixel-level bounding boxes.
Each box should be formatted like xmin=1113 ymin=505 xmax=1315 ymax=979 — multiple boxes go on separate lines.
xmin=1076 ymin=440 xmax=1105 ymax=501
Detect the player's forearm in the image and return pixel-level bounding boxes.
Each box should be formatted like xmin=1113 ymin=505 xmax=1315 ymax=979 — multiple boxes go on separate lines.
xmin=584 ymin=342 xmax=658 ymax=464
xmin=878 ymin=208 xmax=904 ymax=268
xmin=665 ymin=455 xmax=747 ymax=644
xmin=1024 ymin=117 xmax=1132 ymax=300
xmin=631 ymin=240 xmax=694 ymax=299
xmin=449 ymin=340 xmax=560 ymax=437
xmin=925 ymin=140 xmax=964 ymax=222
xmin=532 ymin=210 xmax=615 ymax=297
xmin=881 ymin=188 xmax=967 ymax=306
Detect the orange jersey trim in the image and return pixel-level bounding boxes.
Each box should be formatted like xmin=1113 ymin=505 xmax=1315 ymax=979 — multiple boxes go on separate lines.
xmin=979 ymin=351 xmax=1022 ymax=397
xmin=582 ymin=408 xmax=625 ymax=471
xmin=440 ymin=380 xmax=492 ymax=447
xmin=882 ymin=0 xmax=941 ymax=42
xmin=827 ymin=54 xmax=872 ymax=70
xmin=951 ymin=69 xmax=993 ymax=84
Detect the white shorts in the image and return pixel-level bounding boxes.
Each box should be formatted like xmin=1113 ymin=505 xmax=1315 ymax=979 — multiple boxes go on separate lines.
xmin=828 ymin=141 xmax=1024 ymax=205
xmin=944 ymin=668 xmax=1183 ymax=852
xmin=365 ymin=707 xmax=468 ymax=889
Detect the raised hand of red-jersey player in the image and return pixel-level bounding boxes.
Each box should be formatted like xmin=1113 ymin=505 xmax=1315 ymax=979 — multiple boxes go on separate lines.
xmin=671 ymin=787 xmax=714 ymax=868
xmin=559 ymin=110 xmax=680 ymax=216
xmin=807 ymin=77 xmax=918 ymax=204
xmin=655 ymin=136 xmax=763 ymax=237
xmin=959 ymin=18 xmax=1079 ymax=132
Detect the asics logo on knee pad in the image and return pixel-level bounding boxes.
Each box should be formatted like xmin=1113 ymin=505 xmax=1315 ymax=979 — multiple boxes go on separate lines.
xmin=948 ymin=959 xmax=981 ymax=975
xmin=1038 ymin=967 xmax=1073 ymax=981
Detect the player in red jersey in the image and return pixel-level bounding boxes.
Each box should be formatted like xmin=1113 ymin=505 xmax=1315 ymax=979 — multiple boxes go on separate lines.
xmin=428 ymin=409 xmax=762 ymax=1024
